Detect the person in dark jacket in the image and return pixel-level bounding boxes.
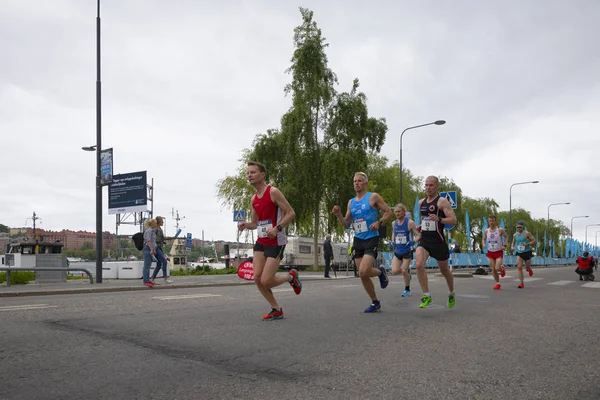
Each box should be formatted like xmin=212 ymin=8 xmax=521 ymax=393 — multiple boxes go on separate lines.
xmin=324 ymin=234 xmax=334 ymax=278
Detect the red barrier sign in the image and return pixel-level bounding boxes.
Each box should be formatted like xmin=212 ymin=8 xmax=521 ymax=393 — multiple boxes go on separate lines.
xmin=237 ymin=261 xmax=254 ymax=281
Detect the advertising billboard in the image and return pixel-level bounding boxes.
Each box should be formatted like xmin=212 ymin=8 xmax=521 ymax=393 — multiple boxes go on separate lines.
xmin=100 ymin=148 xmax=113 ymax=186
xmin=108 ymin=171 xmax=148 ymax=215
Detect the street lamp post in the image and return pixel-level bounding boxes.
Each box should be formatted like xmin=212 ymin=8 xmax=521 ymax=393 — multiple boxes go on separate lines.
xmin=547 ymin=202 xmax=570 ymax=257
xmin=585 ymin=224 xmax=600 ymax=250
xmin=595 ymin=231 xmax=600 ymax=247
xmin=570 ymin=215 xmax=589 ymax=238
xmin=509 ymin=180 xmax=539 ymax=241
xmin=399 ymin=120 xmax=446 ymax=202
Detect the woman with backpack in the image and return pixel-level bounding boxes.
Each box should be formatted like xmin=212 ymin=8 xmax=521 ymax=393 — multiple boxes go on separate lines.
xmin=150 ymin=216 xmax=173 ymax=284
xmin=142 ymin=218 xmax=158 ymax=287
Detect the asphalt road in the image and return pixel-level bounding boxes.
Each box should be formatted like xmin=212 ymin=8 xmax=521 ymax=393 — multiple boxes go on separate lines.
xmin=1 ymin=266 xmax=599 ymax=400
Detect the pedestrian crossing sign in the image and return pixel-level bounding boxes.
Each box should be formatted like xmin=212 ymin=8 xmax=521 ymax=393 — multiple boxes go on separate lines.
xmin=233 ymin=210 xmax=246 ymax=222
xmin=439 ymin=191 xmax=457 ymax=209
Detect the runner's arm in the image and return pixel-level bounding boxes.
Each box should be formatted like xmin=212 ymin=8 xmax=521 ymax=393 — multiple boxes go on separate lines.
xmin=526 ymin=232 xmax=536 ymax=247
xmin=437 ymin=198 xmax=457 ymax=225
xmin=270 ymin=187 xmax=296 ymax=230
xmin=511 ymin=234 xmax=516 ymax=251
xmin=409 ymin=220 xmax=421 ymax=242
xmin=501 ymin=228 xmax=508 ymax=249
xmin=333 ymin=200 xmax=353 ymax=229
xmin=482 ymin=229 xmax=488 ymax=249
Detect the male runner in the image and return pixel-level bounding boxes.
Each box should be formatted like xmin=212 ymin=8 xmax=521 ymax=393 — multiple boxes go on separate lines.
xmin=237 ymin=161 xmax=302 ymax=320
xmin=511 ymin=222 xmax=536 ymax=289
xmin=332 ymin=172 xmax=393 ymax=313
xmin=391 ymin=203 xmax=420 ymax=297
xmin=415 ymin=176 xmax=458 ymax=309
xmin=482 ymin=215 xmax=509 ymax=290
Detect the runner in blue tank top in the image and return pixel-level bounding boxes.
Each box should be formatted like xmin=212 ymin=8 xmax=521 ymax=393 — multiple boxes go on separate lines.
xmin=415 ymin=176 xmax=458 ymax=309
xmin=332 ymin=172 xmax=393 ymax=313
xmin=391 ymin=203 xmax=420 ymax=297
xmin=511 ymin=221 xmax=536 ymax=289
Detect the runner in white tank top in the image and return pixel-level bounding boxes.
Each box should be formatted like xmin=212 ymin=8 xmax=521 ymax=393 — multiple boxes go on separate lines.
xmin=481 ymin=215 xmax=509 ymax=290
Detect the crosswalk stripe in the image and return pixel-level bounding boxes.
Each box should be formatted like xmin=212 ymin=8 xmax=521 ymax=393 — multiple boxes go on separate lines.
xmin=512 ymin=277 xmax=543 ymax=282
xmin=582 ymin=282 xmax=600 ymax=289
xmin=547 ymin=280 xmax=574 ymax=286
xmin=0 ymin=304 xmax=57 ymax=312
xmin=153 ymin=294 xmax=222 ymax=300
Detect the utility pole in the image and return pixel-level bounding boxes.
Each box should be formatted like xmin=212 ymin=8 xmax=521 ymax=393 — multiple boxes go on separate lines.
xmin=26 ymin=212 xmax=42 ymax=253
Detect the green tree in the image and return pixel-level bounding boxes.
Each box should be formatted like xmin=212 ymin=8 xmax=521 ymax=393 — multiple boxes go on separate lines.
xmin=80 ymin=242 xmax=94 ymax=251
xmin=217 ymin=8 xmax=387 ymax=267
xmin=0 ymin=223 xmax=9 ymax=233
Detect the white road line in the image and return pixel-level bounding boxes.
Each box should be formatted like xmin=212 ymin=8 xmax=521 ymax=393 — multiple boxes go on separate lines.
xmin=475 ymin=275 xmax=515 ymax=280
xmin=582 ymin=282 xmax=600 ymax=289
xmin=0 ymin=304 xmax=57 ymax=312
xmin=153 ymin=294 xmax=222 ymax=300
xmin=547 ymin=280 xmax=575 ymax=286
xmin=271 ymin=288 xmax=293 ymax=293
xmin=512 ymin=277 xmax=543 ymax=282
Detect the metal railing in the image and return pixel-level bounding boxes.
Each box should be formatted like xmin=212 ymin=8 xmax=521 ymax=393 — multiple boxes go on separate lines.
xmin=0 ymin=267 xmax=94 ymax=287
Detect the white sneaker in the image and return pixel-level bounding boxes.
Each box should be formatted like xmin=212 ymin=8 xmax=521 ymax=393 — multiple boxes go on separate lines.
xmin=164 ymin=278 xmax=173 ymax=284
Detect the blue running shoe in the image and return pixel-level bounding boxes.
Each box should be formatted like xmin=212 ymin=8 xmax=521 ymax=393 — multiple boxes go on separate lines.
xmin=401 ymin=289 xmax=411 ymax=297
xmin=378 ymin=266 xmax=389 ymax=289
xmin=364 ymin=301 xmax=381 ymax=313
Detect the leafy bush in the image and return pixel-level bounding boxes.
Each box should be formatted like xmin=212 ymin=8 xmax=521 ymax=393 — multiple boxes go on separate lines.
xmin=170 ymin=266 xmax=237 ymax=276
xmin=0 ymin=271 xmax=36 ymax=285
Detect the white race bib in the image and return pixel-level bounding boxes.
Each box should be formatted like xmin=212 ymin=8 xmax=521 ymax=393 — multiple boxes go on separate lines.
xmin=488 ymin=242 xmax=500 ymax=251
xmin=517 ymin=244 xmax=526 ymax=252
xmin=395 ymin=234 xmax=407 ymax=245
xmin=257 ymin=220 xmax=273 ymax=238
xmin=422 ymin=219 xmax=437 ymax=232
xmin=353 ymin=218 xmax=368 ymax=233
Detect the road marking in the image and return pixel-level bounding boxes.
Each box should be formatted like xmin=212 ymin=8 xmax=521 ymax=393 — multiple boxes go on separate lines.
xmin=582 ymin=282 xmax=600 ymax=289
xmin=272 ymin=288 xmax=293 ymax=293
xmin=548 ymin=280 xmax=575 ymax=286
xmin=153 ymin=294 xmax=222 ymax=300
xmin=331 ymin=284 xmax=361 ymax=288
xmin=512 ymin=277 xmax=543 ymax=282
xmin=0 ymin=304 xmax=57 ymax=312
xmin=475 ymin=275 xmax=515 ymax=280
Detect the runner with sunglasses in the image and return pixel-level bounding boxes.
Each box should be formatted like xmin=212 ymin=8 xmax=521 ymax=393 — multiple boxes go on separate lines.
xmin=511 ymin=222 xmax=536 ymax=289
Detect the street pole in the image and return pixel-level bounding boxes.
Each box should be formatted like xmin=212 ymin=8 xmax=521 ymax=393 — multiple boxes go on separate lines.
xmin=508 ymin=181 xmax=539 ymax=247
xmin=570 ymin=215 xmax=589 ymax=239
xmin=585 ymin=224 xmax=600 ymax=250
xmin=399 ymin=120 xmax=446 ymax=202
xmin=547 ymin=202 xmax=570 ymax=257
xmin=95 ymin=0 xmax=103 ymax=283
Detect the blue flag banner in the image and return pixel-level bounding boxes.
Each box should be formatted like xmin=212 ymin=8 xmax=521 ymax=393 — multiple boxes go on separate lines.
xmin=413 ymin=196 xmax=420 ymax=225
xmin=465 ymin=211 xmax=471 ymax=252
xmin=500 ymin=219 xmax=505 ymax=229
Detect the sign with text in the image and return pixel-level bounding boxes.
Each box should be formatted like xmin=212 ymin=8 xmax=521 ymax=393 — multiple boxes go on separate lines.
xmin=237 ymin=261 xmax=254 ymax=281
xmin=100 ymin=148 xmax=113 ymax=186
xmin=108 ymin=171 xmax=148 ymax=215
xmin=186 ymin=233 xmax=193 ymax=250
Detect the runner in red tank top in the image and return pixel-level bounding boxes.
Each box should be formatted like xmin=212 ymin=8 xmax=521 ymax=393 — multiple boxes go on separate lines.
xmin=237 ymin=161 xmax=301 ymax=321
xmin=482 ymin=215 xmax=509 ymax=290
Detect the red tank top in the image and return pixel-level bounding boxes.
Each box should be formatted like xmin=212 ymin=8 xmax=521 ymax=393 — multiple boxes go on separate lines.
xmin=252 ymin=185 xmax=286 ymax=246
xmin=578 ymin=257 xmax=592 ymax=270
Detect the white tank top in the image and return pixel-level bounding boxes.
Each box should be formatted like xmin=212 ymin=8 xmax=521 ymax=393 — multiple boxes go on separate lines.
xmin=486 ymin=228 xmax=502 ymax=251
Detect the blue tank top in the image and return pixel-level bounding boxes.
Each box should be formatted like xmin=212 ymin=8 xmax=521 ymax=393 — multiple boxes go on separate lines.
xmin=393 ymin=218 xmax=411 ymax=254
xmin=350 ymin=192 xmax=379 ymax=240
xmin=515 ymin=231 xmax=531 ymax=253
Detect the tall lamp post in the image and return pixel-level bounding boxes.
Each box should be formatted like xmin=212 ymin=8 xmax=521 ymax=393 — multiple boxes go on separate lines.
xmin=585 ymin=224 xmax=600 ymax=250
xmin=509 ymin=180 xmax=539 ymax=241
xmin=81 ymin=0 xmax=103 ymax=283
xmin=570 ymin=215 xmax=589 ymax=238
xmin=399 ymin=120 xmax=446 ymax=202
xmin=547 ymin=202 xmax=570 ymax=257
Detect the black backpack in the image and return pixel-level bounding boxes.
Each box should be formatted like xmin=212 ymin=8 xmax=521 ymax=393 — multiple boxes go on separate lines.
xmin=132 ymin=232 xmax=144 ymax=251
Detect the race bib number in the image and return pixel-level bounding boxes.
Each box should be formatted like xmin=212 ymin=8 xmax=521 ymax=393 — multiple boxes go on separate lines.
xmin=489 ymin=242 xmax=500 ymax=251
xmin=353 ymin=218 xmax=368 ymax=233
xmin=422 ymin=219 xmax=437 ymax=232
xmin=517 ymin=244 xmax=526 ymax=252
xmin=257 ymin=220 xmax=273 ymax=238
xmin=395 ymin=234 xmax=407 ymax=245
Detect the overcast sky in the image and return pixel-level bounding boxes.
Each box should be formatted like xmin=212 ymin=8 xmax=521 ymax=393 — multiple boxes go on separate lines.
xmin=1 ymin=1 xmax=599 ymax=245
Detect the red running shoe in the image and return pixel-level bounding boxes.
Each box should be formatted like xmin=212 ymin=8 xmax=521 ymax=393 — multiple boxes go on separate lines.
xmin=289 ymin=269 xmax=302 ymax=295
xmin=144 ymin=282 xmax=154 ymax=288
xmin=500 ymin=265 xmax=506 ymax=278
xmin=262 ymin=308 xmax=284 ymax=321
xmin=518 ymin=283 xmax=524 ymax=289
xmin=493 ymin=283 xmax=501 ymax=290
xmin=528 ymin=269 xmax=533 ymax=277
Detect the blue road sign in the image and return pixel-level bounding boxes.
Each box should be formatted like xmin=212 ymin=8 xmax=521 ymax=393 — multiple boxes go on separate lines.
xmin=186 ymin=233 xmax=192 ymax=250
xmin=439 ymin=191 xmax=457 ymax=209
xmin=233 ymin=210 xmax=246 ymax=222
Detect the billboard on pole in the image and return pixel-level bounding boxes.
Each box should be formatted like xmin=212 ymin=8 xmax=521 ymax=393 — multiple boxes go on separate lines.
xmin=108 ymin=171 xmax=148 ymax=215
xmin=100 ymin=148 xmax=113 ymax=186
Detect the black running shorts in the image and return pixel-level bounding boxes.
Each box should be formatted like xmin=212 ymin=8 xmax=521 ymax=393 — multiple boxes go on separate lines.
xmin=418 ymin=241 xmax=449 ymax=261
xmin=253 ymin=243 xmax=285 ymax=260
xmin=353 ymin=237 xmax=379 ymax=259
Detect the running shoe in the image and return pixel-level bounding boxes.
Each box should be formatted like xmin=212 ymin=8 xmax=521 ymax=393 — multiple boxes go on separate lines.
xmin=528 ymin=269 xmax=533 ymax=277
xmin=378 ymin=266 xmax=389 ymax=289
xmin=164 ymin=278 xmax=173 ymax=284
xmin=144 ymin=282 xmax=154 ymax=288
xmin=500 ymin=265 xmax=506 ymax=278
xmin=447 ymin=294 xmax=456 ymax=309
xmin=493 ymin=283 xmax=501 ymax=290
xmin=262 ymin=308 xmax=284 ymax=321
xmin=419 ymin=295 xmax=432 ymax=309
xmin=518 ymin=282 xmax=524 ymax=289
xmin=401 ymin=289 xmax=411 ymax=297
xmin=364 ymin=301 xmax=381 ymax=313
xmin=289 ymin=269 xmax=302 ymax=295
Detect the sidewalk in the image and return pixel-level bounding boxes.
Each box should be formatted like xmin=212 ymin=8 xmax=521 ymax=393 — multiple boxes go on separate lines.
xmin=0 ymin=272 xmax=358 ymax=298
